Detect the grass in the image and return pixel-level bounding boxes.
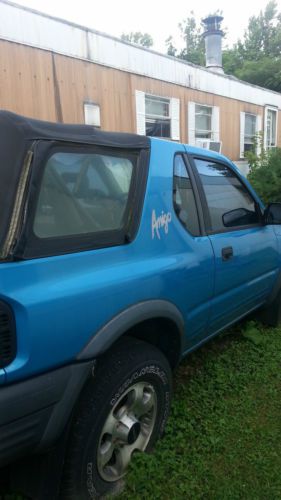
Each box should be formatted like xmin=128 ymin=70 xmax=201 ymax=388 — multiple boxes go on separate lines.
xmin=2 ymin=321 xmax=281 ymax=499
xmin=117 ymin=321 xmax=281 ymax=500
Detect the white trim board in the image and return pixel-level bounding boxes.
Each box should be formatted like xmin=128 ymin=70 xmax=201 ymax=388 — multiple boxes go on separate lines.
xmin=0 ymin=0 xmax=281 ymax=109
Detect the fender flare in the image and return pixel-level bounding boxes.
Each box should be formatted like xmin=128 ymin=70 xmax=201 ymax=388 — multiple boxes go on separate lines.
xmin=77 ymin=300 xmax=185 ymax=361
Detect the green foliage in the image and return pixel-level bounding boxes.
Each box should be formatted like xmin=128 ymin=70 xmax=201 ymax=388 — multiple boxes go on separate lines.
xmin=177 ymin=12 xmax=205 ymax=65
xmin=121 ymin=32 xmax=153 ymax=48
xmin=167 ymin=1 xmax=281 ymax=91
xmin=247 ymin=144 xmax=281 ymax=204
xmin=227 ymin=1 xmax=281 ymax=91
xmin=222 ymin=46 xmax=243 ymax=75
xmin=117 ymin=322 xmax=281 ymax=499
xmin=242 ymin=1 xmax=281 ymax=59
xmin=242 ymin=320 xmax=264 ymax=345
xmin=235 ymin=57 xmax=281 ymax=92
xmin=165 ymin=36 xmax=177 ymax=57
xmin=165 ymin=10 xmax=216 ymax=64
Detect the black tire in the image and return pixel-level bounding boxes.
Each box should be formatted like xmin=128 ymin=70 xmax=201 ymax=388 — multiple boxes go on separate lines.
xmin=60 ymin=337 xmax=172 ymax=499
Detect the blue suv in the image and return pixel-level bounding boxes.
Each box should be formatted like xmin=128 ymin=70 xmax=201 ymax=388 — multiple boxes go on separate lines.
xmin=1 ymin=111 xmax=281 ymax=499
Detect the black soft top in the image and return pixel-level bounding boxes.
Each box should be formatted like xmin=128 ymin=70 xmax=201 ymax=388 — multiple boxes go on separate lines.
xmin=0 ymin=110 xmax=150 ymax=149
xmin=0 ymin=111 xmax=150 ymax=253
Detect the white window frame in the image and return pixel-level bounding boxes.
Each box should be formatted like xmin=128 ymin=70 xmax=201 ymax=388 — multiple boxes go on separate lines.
xmin=145 ymin=94 xmax=171 ymax=138
xmin=84 ymin=102 xmax=101 ymax=127
xmin=135 ymin=90 xmax=180 ymax=140
xmin=264 ymin=106 xmax=278 ymax=149
xmin=240 ymin=112 xmax=262 ymax=159
xmin=188 ymin=102 xmax=220 ymax=146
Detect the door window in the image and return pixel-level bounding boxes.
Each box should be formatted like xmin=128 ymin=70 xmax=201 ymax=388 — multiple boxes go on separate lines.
xmin=194 ymin=159 xmax=260 ymax=232
xmin=173 ymin=155 xmax=200 ymax=236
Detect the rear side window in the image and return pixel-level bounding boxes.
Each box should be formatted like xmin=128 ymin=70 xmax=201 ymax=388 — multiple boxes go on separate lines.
xmin=173 ymin=155 xmax=200 ymax=236
xmin=34 ymin=152 xmax=133 ymax=238
xmin=194 ymin=158 xmax=260 ymax=232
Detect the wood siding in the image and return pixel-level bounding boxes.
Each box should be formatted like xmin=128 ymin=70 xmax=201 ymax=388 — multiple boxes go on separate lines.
xmin=0 ymin=40 xmax=279 ymax=161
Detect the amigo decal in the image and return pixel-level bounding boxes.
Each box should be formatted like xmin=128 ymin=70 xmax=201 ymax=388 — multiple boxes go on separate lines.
xmin=152 ymin=209 xmax=172 ymax=239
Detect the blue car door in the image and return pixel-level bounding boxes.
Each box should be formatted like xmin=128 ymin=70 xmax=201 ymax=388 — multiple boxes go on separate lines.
xmin=190 ymin=155 xmax=279 ymax=334
xmin=170 ymin=153 xmax=215 ymax=346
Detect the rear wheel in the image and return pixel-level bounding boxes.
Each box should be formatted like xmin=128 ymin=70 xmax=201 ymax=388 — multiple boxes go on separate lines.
xmin=60 ymin=337 xmax=172 ymax=499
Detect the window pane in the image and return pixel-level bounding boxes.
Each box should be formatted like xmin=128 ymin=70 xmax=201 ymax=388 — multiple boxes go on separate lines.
xmin=266 ymin=114 xmax=271 ymax=147
xmin=194 ymin=159 xmax=259 ymax=232
xmin=145 ymin=119 xmax=171 ymax=137
xmin=195 ymin=104 xmax=212 ymax=138
xmin=145 ymin=95 xmax=171 ymax=138
xmin=271 ymin=111 xmax=277 ymax=145
xmin=34 ymin=152 xmax=133 ymax=238
xmin=105 ymin=157 xmax=133 ymax=192
xmin=173 ymin=155 xmax=200 ymax=235
xmin=84 ymin=103 xmax=101 ymax=127
xmin=244 ymin=143 xmax=255 ymax=153
xmin=267 ymin=109 xmax=277 ymax=147
xmin=195 ymin=105 xmax=212 ymax=117
xmin=196 ymin=131 xmax=212 ymax=139
xmin=245 ymin=114 xmax=256 ymax=138
xmin=145 ymin=96 xmax=170 ymax=117
xmin=196 ymin=114 xmax=212 ymax=132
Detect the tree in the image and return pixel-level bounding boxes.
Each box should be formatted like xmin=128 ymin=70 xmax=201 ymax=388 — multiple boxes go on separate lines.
xmin=167 ymin=1 xmax=281 ymax=92
xmin=222 ymin=46 xmax=244 ymax=75
xmin=224 ymin=0 xmax=281 ymax=91
xmin=165 ymin=36 xmax=177 ymax=57
xmin=173 ymin=11 xmax=205 ymax=65
xmin=235 ymin=57 xmax=281 ymax=93
xmin=242 ymin=1 xmax=281 ymax=59
xmin=121 ymin=32 xmax=153 ymax=48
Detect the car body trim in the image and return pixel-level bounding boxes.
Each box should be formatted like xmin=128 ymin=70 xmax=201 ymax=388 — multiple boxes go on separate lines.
xmin=77 ymin=300 xmax=185 ymax=360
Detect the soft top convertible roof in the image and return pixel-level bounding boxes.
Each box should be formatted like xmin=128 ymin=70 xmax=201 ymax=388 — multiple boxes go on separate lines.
xmin=0 ymin=111 xmax=150 ymax=257
xmin=0 ymin=110 xmax=150 ymax=149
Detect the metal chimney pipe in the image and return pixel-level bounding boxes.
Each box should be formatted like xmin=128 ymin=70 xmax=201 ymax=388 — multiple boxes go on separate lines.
xmin=202 ymin=15 xmax=224 ymax=73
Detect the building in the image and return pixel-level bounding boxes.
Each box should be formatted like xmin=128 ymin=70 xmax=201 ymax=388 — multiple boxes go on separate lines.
xmin=0 ymin=0 xmax=280 ymax=174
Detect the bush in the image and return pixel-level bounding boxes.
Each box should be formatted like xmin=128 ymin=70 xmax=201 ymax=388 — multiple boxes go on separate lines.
xmin=247 ymin=141 xmax=281 ymax=204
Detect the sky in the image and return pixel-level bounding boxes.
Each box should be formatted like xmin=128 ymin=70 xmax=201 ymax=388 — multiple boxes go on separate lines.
xmin=13 ymin=0 xmax=281 ymax=53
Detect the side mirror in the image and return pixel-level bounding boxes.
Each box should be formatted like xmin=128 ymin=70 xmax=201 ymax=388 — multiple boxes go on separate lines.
xmin=222 ymin=208 xmax=255 ymax=228
xmin=264 ymin=203 xmax=281 ymax=224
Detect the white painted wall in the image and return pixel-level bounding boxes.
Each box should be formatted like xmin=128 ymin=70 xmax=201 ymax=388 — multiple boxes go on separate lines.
xmin=0 ymin=0 xmax=281 ymax=109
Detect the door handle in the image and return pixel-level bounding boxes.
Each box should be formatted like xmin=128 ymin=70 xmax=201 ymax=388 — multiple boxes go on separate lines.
xmin=222 ymin=246 xmax=233 ymax=261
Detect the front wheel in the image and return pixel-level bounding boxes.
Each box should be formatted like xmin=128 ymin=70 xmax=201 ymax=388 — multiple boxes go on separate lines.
xmin=60 ymin=338 xmax=172 ymax=499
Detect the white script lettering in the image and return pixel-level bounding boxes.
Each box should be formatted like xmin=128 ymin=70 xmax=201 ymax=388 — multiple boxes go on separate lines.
xmin=152 ymin=209 xmax=172 ymax=239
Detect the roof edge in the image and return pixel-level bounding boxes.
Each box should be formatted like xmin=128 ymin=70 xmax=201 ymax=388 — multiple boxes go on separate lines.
xmin=0 ymin=0 xmax=281 ymax=102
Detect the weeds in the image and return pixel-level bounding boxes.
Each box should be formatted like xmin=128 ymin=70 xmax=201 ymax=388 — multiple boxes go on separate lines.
xmin=118 ymin=321 xmax=281 ymax=499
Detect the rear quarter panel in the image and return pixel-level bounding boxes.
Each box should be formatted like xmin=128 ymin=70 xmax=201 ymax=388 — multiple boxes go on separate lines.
xmin=2 ymin=139 xmax=214 ymax=383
